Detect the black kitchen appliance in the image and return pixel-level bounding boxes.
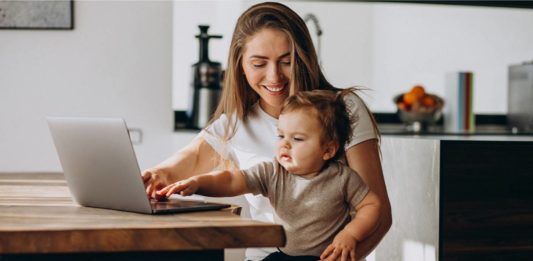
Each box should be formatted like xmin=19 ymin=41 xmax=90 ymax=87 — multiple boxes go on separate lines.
xmin=187 ymin=25 xmax=223 ymax=129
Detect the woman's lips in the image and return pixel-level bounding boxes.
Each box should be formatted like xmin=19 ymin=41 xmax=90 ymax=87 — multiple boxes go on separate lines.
xmin=263 ymin=84 xmax=287 ymax=96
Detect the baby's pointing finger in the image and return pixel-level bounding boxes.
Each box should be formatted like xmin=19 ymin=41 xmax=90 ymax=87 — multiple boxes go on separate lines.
xmin=165 ymin=182 xmax=187 ymax=197
xmin=157 ymin=184 xmax=171 ymax=195
xmin=161 ymin=184 xmax=177 ymax=197
xmin=179 ymin=184 xmax=196 ymax=196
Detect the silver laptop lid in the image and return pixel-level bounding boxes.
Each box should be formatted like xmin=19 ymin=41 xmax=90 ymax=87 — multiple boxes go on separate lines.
xmin=47 ymin=117 xmax=152 ymax=214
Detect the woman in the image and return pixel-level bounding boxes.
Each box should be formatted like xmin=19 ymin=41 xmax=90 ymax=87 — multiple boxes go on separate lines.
xmin=143 ymin=2 xmax=391 ymax=260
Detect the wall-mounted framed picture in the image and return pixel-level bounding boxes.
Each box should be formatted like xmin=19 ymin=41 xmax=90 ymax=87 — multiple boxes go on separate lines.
xmin=0 ymin=0 xmax=73 ymax=30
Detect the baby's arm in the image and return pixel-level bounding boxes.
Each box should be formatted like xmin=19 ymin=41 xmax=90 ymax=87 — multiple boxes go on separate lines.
xmin=157 ymin=169 xmax=249 ymax=198
xmin=321 ymin=191 xmax=381 ymax=261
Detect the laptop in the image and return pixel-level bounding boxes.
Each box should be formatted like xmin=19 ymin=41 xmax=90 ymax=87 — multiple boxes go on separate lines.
xmin=47 ymin=117 xmax=230 ymax=214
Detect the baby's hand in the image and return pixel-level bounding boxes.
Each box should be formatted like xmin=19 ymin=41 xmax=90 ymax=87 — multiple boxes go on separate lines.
xmin=320 ymin=229 xmax=358 ymax=261
xmin=157 ymin=178 xmax=199 ymax=198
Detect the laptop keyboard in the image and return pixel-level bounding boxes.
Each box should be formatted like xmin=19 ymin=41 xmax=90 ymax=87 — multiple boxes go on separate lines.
xmin=150 ymin=199 xmax=208 ymax=209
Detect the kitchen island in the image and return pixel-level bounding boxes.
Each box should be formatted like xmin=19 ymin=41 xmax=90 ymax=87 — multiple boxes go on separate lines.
xmin=0 ymin=172 xmax=285 ymax=260
xmin=375 ymin=135 xmax=533 ymax=260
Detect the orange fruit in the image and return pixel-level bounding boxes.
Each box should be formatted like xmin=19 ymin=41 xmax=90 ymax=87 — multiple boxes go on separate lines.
xmin=410 ymin=85 xmax=426 ymax=99
xmin=403 ymin=92 xmax=418 ymax=105
xmin=422 ymin=96 xmax=436 ymax=107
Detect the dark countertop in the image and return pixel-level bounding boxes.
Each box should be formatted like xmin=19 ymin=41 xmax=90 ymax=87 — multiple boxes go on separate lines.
xmin=379 ymin=122 xmax=533 ymax=141
xmin=380 ymin=130 xmax=533 ymax=136
xmin=375 ymin=112 xmax=533 ymax=136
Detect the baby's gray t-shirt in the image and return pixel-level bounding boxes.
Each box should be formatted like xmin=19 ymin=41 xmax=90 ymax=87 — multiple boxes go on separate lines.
xmin=241 ymin=159 xmax=369 ymax=257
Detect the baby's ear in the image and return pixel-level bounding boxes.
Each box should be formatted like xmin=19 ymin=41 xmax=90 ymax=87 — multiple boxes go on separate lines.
xmin=322 ymin=141 xmax=339 ymax=161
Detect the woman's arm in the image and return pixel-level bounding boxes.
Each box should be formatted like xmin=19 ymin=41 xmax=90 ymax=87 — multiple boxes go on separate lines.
xmin=142 ymin=137 xmax=220 ymax=199
xmin=320 ymin=191 xmax=381 ymax=261
xmin=346 ymin=139 xmax=392 ymax=260
xmin=343 ymin=191 xmax=381 ymax=242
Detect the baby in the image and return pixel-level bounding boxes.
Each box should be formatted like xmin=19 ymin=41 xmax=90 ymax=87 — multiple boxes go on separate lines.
xmin=158 ymin=89 xmax=380 ymax=261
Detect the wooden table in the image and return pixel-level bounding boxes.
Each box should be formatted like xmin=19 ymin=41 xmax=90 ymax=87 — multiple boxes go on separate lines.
xmin=0 ymin=172 xmax=285 ymax=260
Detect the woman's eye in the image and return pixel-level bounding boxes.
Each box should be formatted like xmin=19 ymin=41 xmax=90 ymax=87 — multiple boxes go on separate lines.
xmin=280 ymin=60 xmax=291 ymax=65
xmin=252 ymin=63 xmax=266 ymax=68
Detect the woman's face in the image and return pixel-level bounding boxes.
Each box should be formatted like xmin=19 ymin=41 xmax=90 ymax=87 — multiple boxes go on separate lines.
xmin=241 ymin=28 xmax=292 ymax=117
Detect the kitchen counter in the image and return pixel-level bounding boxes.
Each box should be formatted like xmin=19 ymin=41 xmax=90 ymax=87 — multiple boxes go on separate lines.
xmin=382 ymin=133 xmax=533 ymax=141
xmin=0 ymin=172 xmax=285 ymax=260
xmin=374 ymin=136 xmax=533 ymax=260
xmin=381 ymin=130 xmax=533 ymax=137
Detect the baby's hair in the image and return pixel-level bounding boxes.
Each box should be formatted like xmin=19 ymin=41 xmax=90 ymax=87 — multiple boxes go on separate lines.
xmin=280 ymin=89 xmax=354 ymax=160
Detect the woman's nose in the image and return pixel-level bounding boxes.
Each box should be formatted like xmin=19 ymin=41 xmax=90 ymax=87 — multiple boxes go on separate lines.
xmin=266 ymin=64 xmax=283 ymax=82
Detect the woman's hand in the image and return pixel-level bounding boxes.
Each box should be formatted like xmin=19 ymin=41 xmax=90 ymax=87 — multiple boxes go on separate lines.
xmin=142 ymin=137 xmax=220 ymax=200
xmin=320 ymin=229 xmax=358 ymax=261
xmin=157 ymin=178 xmax=200 ymax=198
xmin=142 ymin=168 xmax=174 ymax=200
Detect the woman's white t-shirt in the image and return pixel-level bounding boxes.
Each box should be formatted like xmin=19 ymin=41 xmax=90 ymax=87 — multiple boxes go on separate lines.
xmin=198 ymin=92 xmax=377 ymax=260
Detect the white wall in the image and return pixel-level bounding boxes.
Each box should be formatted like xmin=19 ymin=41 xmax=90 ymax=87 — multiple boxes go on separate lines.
xmin=2 ymin=1 xmax=532 ymax=171
xmin=371 ymin=3 xmax=533 ymax=113
xmin=0 ymin=1 xmax=176 ymax=171
xmin=172 ymin=1 xmax=533 ymax=114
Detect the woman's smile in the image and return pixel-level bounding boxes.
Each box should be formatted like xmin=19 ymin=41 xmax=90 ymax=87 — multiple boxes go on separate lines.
xmin=263 ymin=83 xmax=288 ymax=95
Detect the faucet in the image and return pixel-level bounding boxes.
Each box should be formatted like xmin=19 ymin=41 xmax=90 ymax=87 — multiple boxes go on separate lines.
xmin=304 ymin=13 xmax=322 ymax=65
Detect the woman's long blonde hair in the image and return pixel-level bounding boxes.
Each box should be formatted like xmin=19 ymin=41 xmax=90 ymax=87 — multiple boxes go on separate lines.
xmin=208 ymin=1 xmax=380 ymax=148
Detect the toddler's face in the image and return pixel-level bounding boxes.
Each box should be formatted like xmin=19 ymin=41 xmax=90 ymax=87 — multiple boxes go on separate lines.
xmin=276 ymin=108 xmax=334 ymax=177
